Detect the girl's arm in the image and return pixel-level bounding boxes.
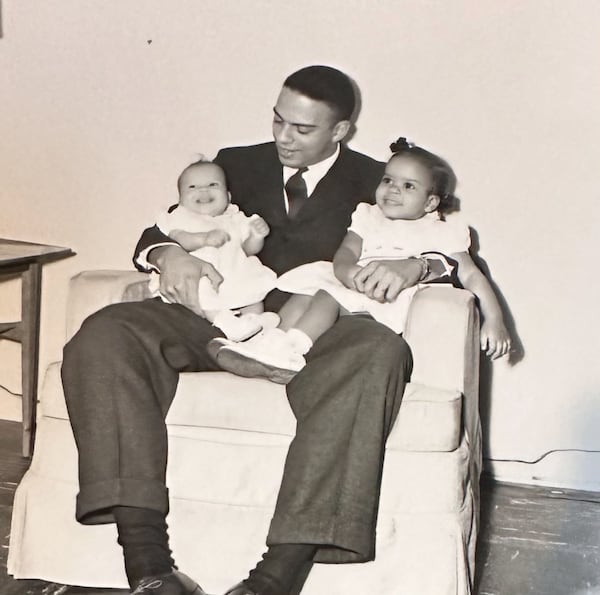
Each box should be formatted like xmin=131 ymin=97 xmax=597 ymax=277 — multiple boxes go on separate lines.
xmin=242 ymin=215 xmax=270 ymax=256
xmin=453 ymin=251 xmax=511 ymax=359
xmin=169 ymin=229 xmax=230 ymax=252
xmin=242 ymin=234 xmax=265 ymax=256
xmin=333 ymin=231 xmax=363 ymax=288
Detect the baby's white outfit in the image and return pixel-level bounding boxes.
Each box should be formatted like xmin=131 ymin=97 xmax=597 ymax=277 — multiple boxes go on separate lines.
xmin=150 ymin=204 xmax=277 ymax=310
xmin=277 ymin=203 xmax=470 ymax=334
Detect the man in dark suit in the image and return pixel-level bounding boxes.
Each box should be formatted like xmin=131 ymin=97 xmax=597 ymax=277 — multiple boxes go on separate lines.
xmin=62 ymin=65 xmax=442 ymax=595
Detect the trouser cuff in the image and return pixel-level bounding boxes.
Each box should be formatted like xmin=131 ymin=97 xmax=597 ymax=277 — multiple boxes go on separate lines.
xmin=268 ymin=512 xmax=374 ymax=563
xmin=76 ymin=478 xmax=169 ymax=525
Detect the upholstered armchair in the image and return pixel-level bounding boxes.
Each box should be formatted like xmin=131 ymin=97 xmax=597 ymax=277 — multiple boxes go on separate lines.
xmin=9 ymin=270 xmax=481 ymax=595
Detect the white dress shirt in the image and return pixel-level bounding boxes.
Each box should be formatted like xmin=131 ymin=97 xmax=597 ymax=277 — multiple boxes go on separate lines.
xmin=282 ymin=144 xmax=340 ymax=213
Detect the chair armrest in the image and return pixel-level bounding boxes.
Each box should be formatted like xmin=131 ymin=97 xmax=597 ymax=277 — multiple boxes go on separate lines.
xmin=403 ymin=285 xmax=480 ymax=442
xmin=65 ymin=270 xmax=150 ymax=341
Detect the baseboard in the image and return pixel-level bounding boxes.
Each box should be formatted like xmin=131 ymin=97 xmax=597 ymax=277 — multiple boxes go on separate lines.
xmin=484 ymin=449 xmax=600 ymax=492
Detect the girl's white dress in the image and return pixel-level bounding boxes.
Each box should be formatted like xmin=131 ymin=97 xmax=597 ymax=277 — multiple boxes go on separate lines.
xmin=150 ymin=204 xmax=277 ymax=310
xmin=277 ymin=203 xmax=470 ymax=334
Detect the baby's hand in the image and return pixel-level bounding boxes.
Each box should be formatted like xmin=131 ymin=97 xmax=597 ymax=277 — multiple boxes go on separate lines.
xmin=480 ymin=319 xmax=512 ymax=360
xmin=248 ymin=214 xmax=270 ymax=238
xmin=205 ymin=229 xmax=230 ymax=247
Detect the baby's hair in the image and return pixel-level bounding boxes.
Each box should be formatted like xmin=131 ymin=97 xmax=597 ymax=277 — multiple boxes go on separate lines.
xmin=389 ymin=137 xmax=458 ymax=215
xmin=176 ymin=158 xmax=227 ymax=194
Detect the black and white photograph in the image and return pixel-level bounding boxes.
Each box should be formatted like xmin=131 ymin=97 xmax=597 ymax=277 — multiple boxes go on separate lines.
xmin=1 ymin=2 xmax=599 ymax=594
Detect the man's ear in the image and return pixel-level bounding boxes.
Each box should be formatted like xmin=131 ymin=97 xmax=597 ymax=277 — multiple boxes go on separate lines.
xmin=227 ymin=191 xmax=232 ymax=203
xmin=425 ymin=194 xmax=441 ymax=212
xmin=332 ymin=120 xmax=351 ymax=143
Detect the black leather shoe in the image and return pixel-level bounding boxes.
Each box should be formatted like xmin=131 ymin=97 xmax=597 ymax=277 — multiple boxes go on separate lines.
xmin=223 ymin=581 xmax=258 ymax=595
xmin=131 ymin=570 xmax=209 ymax=595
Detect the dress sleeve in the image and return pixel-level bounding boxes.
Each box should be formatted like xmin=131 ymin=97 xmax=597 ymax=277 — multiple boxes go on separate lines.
xmin=132 ymin=202 xmax=182 ymax=272
xmin=238 ymin=212 xmax=254 ymax=242
xmin=155 ymin=209 xmax=175 ymax=235
xmin=444 ymin=220 xmax=471 ymax=254
xmin=347 ymin=202 xmax=372 ymax=239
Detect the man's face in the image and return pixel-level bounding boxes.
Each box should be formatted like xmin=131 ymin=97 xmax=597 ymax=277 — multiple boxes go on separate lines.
xmin=178 ymin=163 xmax=230 ymax=217
xmin=272 ymin=86 xmax=348 ymax=168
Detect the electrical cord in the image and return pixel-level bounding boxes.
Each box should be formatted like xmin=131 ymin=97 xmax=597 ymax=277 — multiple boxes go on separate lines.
xmin=485 ymin=448 xmax=600 ymax=465
xmin=0 ymin=383 xmax=22 ymax=397
xmin=485 ymin=449 xmax=600 ymax=504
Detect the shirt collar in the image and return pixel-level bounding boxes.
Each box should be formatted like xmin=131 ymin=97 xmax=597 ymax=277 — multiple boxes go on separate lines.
xmin=282 ymin=144 xmax=341 ymax=198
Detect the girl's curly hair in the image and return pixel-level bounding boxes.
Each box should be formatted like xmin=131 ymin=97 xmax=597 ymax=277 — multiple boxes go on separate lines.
xmin=389 ymin=137 xmax=458 ymax=215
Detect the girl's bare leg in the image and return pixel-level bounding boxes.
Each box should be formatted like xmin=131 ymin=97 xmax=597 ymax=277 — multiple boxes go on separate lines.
xmin=291 ymin=290 xmax=340 ymax=343
xmin=278 ymin=294 xmax=314 ymax=330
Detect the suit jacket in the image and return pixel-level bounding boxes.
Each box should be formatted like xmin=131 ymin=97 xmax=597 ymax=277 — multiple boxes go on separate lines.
xmin=134 ymin=141 xmax=384 ymax=309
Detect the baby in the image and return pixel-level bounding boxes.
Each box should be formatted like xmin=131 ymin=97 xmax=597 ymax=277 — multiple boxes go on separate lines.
xmin=149 ymin=160 xmax=278 ymax=340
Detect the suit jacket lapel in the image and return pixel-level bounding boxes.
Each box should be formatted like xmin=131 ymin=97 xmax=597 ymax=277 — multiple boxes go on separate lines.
xmin=294 ymin=146 xmax=365 ymax=223
xmin=252 ymin=146 xmax=288 ymax=226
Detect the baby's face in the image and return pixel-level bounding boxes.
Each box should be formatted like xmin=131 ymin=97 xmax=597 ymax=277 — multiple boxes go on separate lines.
xmin=178 ymin=163 xmax=230 ymax=217
xmin=375 ymin=155 xmax=439 ymax=220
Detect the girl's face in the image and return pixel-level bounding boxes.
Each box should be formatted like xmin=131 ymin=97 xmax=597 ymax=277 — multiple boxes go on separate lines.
xmin=375 ymin=154 xmax=440 ymax=220
xmin=178 ymin=163 xmax=230 ymax=217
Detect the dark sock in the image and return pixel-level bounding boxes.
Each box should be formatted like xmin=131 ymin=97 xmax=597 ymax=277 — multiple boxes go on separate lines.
xmin=114 ymin=506 xmax=175 ymax=587
xmin=244 ymin=544 xmax=316 ymax=595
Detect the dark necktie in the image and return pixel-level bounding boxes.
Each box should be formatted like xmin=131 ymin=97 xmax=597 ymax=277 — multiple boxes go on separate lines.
xmin=285 ymin=167 xmax=308 ymax=219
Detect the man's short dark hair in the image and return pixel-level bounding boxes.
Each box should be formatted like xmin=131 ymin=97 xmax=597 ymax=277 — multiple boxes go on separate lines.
xmin=284 ymin=65 xmax=356 ymax=122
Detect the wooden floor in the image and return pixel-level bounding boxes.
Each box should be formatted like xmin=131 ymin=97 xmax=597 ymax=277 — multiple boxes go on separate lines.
xmin=2 ymin=419 xmax=600 ymax=595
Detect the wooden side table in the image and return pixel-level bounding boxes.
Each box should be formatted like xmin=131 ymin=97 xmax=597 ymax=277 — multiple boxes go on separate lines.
xmin=0 ymin=239 xmax=74 ymax=457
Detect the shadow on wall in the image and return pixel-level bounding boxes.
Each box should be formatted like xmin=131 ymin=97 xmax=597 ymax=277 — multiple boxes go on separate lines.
xmin=345 ymin=73 xmax=362 ymax=146
xmin=468 ymin=226 xmax=524 ymax=460
xmin=568 ymin=394 xmax=600 ymax=488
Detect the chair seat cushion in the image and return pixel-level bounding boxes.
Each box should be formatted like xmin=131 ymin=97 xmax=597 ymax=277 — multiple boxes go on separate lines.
xmin=42 ymin=364 xmax=462 ymax=452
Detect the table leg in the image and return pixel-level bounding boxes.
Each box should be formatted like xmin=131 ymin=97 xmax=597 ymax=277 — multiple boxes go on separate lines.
xmin=21 ymin=262 xmax=42 ymax=457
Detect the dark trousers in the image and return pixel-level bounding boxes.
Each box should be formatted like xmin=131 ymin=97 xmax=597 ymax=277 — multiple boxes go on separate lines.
xmin=62 ymin=298 xmax=412 ymax=563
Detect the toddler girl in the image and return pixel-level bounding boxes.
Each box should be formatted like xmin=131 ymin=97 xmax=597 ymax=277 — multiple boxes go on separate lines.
xmin=211 ymin=139 xmax=511 ymax=382
xmin=149 ymin=160 xmax=278 ymax=340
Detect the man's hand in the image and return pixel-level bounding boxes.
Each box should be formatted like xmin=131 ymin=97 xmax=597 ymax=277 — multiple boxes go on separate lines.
xmin=353 ymin=259 xmax=423 ymax=303
xmin=153 ymin=245 xmax=223 ymax=314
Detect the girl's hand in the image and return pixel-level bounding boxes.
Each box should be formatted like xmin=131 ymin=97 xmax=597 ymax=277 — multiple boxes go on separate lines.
xmin=339 ymin=264 xmax=362 ymax=289
xmin=248 ymin=214 xmax=270 ymax=239
xmin=480 ymin=319 xmax=512 ymax=360
xmin=205 ymin=229 xmax=230 ymax=247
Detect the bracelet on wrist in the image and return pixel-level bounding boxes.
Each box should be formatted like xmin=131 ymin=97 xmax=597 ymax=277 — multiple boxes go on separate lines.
xmin=413 ymin=256 xmax=430 ymax=281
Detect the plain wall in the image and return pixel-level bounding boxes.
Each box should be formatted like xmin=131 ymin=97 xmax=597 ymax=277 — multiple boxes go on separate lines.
xmin=1 ymin=0 xmax=599 ymax=489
